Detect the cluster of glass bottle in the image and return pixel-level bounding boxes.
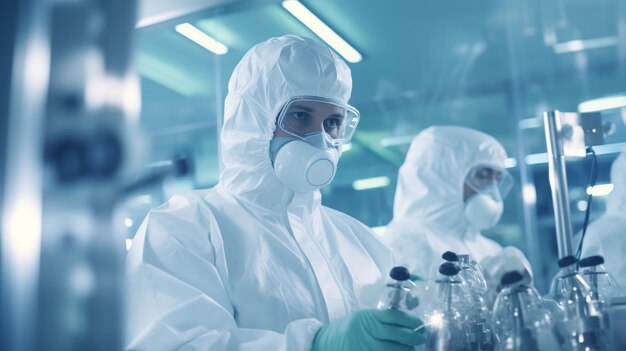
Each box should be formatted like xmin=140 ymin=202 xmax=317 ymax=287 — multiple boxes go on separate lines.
xmin=377 ymin=252 xmax=619 ymax=350
xmin=547 ymin=255 xmax=617 ymax=351
xmin=413 ymin=251 xmax=496 ymax=351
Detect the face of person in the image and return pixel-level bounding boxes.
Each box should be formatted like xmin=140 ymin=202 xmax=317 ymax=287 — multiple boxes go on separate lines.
xmin=274 ymin=100 xmax=347 ymax=139
xmin=463 ymin=166 xmax=503 ymax=202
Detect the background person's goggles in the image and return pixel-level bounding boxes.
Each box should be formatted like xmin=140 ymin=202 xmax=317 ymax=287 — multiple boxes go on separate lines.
xmin=465 ymin=165 xmax=513 ymax=198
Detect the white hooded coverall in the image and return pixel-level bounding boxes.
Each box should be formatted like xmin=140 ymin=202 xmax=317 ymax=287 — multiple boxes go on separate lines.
xmin=580 ymin=151 xmax=626 ymax=293
xmin=125 ymin=35 xmax=393 ymax=350
xmin=383 ymin=126 xmax=508 ymax=280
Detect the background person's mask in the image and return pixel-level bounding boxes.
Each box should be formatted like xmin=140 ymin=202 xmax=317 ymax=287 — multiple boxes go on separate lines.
xmin=464 ymin=193 xmax=504 ymax=230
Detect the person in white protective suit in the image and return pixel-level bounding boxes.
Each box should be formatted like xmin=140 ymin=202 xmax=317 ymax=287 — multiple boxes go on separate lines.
xmin=125 ymin=35 xmax=424 ymax=351
xmin=578 ymin=151 xmax=626 ymax=293
xmin=383 ymin=126 xmax=532 ymax=290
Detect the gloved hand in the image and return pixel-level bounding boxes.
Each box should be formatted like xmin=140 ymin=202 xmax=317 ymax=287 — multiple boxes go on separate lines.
xmin=310 ymin=309 xmax=425 ymax=351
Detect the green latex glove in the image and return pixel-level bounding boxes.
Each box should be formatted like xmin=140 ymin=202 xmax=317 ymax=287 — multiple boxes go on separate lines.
xmin=410 ymin=274 xmax=423 ymax=282
xmin=311 ymin=309 xmax=425 ymax=351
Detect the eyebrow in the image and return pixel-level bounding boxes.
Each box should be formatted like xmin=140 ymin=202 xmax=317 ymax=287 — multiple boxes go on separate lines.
xmin=328 ymin=113 xmax=345 ymax=119
xmin=291 ymin=104 xmax=345 ymax=119
xmin=291 ymin=104 xmax=315 ymax=112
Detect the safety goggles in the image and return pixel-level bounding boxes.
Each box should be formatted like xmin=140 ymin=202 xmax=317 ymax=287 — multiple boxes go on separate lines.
xmin=276 ymin=96 xmax=360 ymax=147
xmin=465 ymin=164 xmax=513 ymax=199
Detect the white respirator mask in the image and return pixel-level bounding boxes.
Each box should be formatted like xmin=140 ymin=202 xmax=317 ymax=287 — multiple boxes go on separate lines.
xmin=464 ymin=192 xmax=504 ymax=230
xmin=270 ymin=134 xmax=340 ymax=193
xmin=463 ymin=164 xmax=511 ymax=230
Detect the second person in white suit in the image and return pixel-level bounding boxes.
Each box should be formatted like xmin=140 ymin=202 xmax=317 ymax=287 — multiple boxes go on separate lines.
xmin=384 ymin=126 xmax=532 ymax=292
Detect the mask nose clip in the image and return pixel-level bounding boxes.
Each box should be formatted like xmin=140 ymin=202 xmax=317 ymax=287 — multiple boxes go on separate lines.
xmin=302 ymin=132 xmax=335 ymax=150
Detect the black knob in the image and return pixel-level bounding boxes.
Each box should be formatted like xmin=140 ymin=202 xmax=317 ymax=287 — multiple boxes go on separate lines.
xmin=173 ymin=153 xmax=193 ymax=177
xmin=86 ymin=131 xmax=122 ymax=178
xmin=46 ymin=137 xmax=87 ymax=183
xmin=500 ymin=270 xmax=524 ymax=286
xmin=442 ymin=251 xmax=459 ymax=262
xmin=558 ymin=255 xmax=578 ymax=268
xmin=390 ymin=266 xmax=410 ymax=281
xmin=439 ymin=262 xmax=461 ymax=276
xmin=580 ymin=255 xmax=604 ymax=268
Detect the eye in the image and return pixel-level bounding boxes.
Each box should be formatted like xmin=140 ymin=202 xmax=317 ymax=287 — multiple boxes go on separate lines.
xmin=477 ymin=169 xmax=489 ymax=179
xmin=291 ymin=111 xmax=309 ymax=120
xmin=324 ymin=118 xmax=342 ymax=129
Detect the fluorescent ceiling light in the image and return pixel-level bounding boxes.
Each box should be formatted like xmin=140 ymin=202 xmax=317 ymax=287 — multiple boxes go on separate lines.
xmin=125 ymin=239 xmax=133 ymax=251
xmin=131 ymin=195 xmax=153 ymax=205
xmin=553 ymin=36 xmax=618 ymax=54
xmin=586 ymin=184 xmax=614 ymax=197
xmin=371 ymin=226 xmax=386 ymax=235
xmin=342 ymin=143 xmax=352 ymax=152
xmin=282 ymin=0 xmax=362 ymax=63
xmin=353 ymin=176 xmax=390 ymax=191
xmin=380 ymin=135 xmax=416 ymax=147
xmin=505 ymin=158 xmax=518 ymax=168
xmin=525 ymin=153 xmax=548 ymax=165
xmin=175 ymin=23 xmax=228 ymax=55
xmin=518 ymin=117 xmax=542 ymax=130
xmin=578 ymin=95 xmax=626 ymax=113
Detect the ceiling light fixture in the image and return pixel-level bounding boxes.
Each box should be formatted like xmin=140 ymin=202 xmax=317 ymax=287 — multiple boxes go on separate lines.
xmin=553 ymin=36 xmax=618 ymax=54
xmin=586 ymin=184 xmax=614 ymax=197
xmin=282 ymin=0 xmax=362 ymax=63
xmin=175 ymin=23 xmax=228 ymax=55
xmin=353 ymin=176 xmax=390 ymax=191
xmin=578 ymin=95 xmax=626 ymax=113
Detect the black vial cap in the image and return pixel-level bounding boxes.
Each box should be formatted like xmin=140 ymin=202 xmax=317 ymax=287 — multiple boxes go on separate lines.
xmin=390 ymin=266 xmax=411 ymax=281
xmin=500 ymin=270 xmax=524 ymax=286
xmin=439 ymin=262 xmax=461 ymax=276
xmin=558 ymin=255 xmax=578 ymax=268
xmin=580 ymin=255 xmax=605 ymax=268
xmin=441 ymin=251 xmax=459 ymax=262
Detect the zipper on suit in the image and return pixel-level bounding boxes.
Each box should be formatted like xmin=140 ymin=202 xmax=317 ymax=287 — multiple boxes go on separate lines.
xmin=280 ymin=193 xmax=330 ymax=324
xmin=302 ymin=212 xmax=350 ymax=316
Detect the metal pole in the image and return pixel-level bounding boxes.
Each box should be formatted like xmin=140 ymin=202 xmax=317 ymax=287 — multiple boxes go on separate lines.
xmin=34 ymin=0 xmax=139 ymax=350
xmin=0 ymin=0 xmax=50 ymax=349
xmin=543 ymin=110 xmax=574 ymax=258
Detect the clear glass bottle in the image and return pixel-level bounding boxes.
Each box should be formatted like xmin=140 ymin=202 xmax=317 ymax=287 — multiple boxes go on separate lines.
xmin=458 ymin=254 xmax=494 ymax=351
xmin=493 ymin=271 xmax=560 ymax=351
xmin=458 ymin=254 xmax=488 ymax=295
xmin=580 ymin=255 xmax=618 ymax=310
xmin=549 ymin=255 xmax=609 ymax=351
xmin=377 ymin=266 xmax=419 ymax=311
xmin=423 ymin=262 xmax=469 ymax=351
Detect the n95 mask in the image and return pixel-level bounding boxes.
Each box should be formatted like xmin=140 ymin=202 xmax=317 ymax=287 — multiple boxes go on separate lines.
xmin=271 ymin=136 xmax=339 ymax=193
xmin=464 ymin=193 xmax=503 ymax=230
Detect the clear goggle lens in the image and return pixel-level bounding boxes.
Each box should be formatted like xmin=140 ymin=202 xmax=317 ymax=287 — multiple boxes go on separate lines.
xmin=465 ymin=165 xmax=513 ymax=199
xmin=277 ymin=96 xmax=360 ymax=148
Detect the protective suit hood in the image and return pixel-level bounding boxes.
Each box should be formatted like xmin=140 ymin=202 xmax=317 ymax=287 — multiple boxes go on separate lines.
xmin=391 ymin=125 xmax=508 ymax=237
xmin=606 ymin=151 xmax=626 ymax=214
xmin=220 ymin=35 xmax=352 ymax=210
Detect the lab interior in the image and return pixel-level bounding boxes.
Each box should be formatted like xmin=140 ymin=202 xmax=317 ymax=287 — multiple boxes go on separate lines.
xmin=2 ymin=0 xmax=626 ymax=350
